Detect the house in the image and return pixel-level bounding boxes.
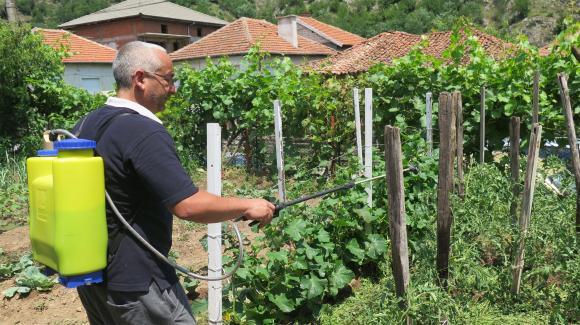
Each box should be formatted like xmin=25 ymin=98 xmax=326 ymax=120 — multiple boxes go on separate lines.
xmin=170 ymin=17 xmax=336 ymax=68
xmin=309 ymin=29 xmax=514 ymax=74
xmin=284 ymin=15 xmax=365 ymax=51
xmin=58 ymin=0 xmax=228 ymax=53
xmin=36 ymin=28 xmax=117 ymax=93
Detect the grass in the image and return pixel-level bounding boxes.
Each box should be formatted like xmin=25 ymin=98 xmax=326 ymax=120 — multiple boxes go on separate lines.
xmin=0 ymin=153 xmax=28 ymax=233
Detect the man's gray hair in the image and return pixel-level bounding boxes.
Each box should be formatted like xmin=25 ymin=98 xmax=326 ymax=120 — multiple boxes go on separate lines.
xmin=113 ymin=41 xmax=167 ymax=89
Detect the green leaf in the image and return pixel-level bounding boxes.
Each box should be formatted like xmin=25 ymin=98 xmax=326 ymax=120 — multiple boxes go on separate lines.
xmin=365 ymin=234 xmax=388 ymax=259
xmin=291 ymin=257 xmax=309 ymax=270
xmin=300 ymin=275 xmax=327 ymax=299
xmin=212 ymin=110 xmax=224 ymax=120
xmin=316 ymin=229 xmax=331 ymax=243
xmin=284 ymin=219 xmax=307 ymax=241
xmin=303 ymin=243 xmax=319 ymax=260
xmin=254 ymin=266 xmax=269 ymax=279
xmin=190 ymin=298 xmax=208 ymax=315
xmin=235 ymin=267 xmax=250 ymax=280
xmin=0 ymin=264 xmax=13 ymax=278
xmin=354 ymin=208 xmax=376 ymax=223
xmin=15 ymin=266 xmax=55 ymax=290
xmin=2 ymin=286 xmax=30 ymax=298
xmin=329 ymin=263 xmax=355 ymax=295
xmin=267 ymin=250 xmax=288 ymax=264
xmin=504 ymin=103 xmax=513 ymax=116
xmin=267 ymin=293 xmax=295 ymax=313
xmin=346 ymin=239 xmax=365 ymax=262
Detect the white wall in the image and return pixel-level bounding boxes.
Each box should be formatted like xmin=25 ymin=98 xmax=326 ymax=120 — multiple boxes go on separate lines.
xmin=63 ymin=63 xmax=116 ymax=93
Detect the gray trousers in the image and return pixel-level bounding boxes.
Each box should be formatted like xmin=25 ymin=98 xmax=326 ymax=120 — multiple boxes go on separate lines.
xmin=77 ymin=281 xmax=196 ymax=325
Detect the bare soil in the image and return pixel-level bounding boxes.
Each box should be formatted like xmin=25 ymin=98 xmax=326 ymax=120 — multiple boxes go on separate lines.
xmin=0 ymin=220 xmax=257 ymax=325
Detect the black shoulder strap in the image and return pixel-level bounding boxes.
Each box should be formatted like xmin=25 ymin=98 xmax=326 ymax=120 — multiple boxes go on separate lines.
xmin=95 ymin=112 xmax=134 ymax=143
xmin=87 ymin=111 xmax=137 ymax=263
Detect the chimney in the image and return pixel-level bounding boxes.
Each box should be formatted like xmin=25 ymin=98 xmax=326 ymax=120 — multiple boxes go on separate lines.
xmin=277 ymin=15 xmax=298 ymax=48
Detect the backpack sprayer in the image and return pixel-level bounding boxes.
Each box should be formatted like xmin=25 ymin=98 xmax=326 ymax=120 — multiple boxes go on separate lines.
xmin=27 ymin=128 xmax=416 ymax=286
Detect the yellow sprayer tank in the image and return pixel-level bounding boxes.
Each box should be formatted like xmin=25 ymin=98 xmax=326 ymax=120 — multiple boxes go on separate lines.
xmin=27 ymin=139 xmax=107 ymax=287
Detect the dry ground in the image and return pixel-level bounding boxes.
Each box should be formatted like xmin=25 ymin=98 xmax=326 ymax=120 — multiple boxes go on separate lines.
xmin=0 ymin=220 xmax=257 ymax=325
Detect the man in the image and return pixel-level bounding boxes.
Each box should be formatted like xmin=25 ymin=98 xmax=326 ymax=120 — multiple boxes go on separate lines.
xmin=74 ymin=41 xmax=275 ymax=324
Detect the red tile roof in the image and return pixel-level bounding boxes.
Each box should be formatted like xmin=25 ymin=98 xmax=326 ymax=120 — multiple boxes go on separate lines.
xmin=170 ymin=17 xmax=335 ymax=61
xmin=309 ymin=29 xmax=514 ymax=74
xmin=35 ymin=28 xmax=117 ymax=63
xmin=297 ymin=16 xmax=365 ymax=47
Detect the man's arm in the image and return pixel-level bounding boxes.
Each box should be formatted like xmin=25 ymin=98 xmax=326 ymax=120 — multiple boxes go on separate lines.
xmin=170 ymin=190 xmax=275 ymax=226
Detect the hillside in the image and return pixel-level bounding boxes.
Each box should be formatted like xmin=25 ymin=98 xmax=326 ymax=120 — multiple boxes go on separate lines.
xmin=1 ymin=0 xmax=579 ymax=46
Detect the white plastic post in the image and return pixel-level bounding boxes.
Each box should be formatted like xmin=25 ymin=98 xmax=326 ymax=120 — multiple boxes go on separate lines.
xmin=207 ymin=123 xmax=222 ymax=324
xmin=354 ymin=88 xmax=363 ymax=167
xmin=273 ymin=100 xmax=286 ymax=202
xmin=364 ymin=88 xmax=373 ymax=208
xmin=426 ymin=92 xmax=433 ymax=156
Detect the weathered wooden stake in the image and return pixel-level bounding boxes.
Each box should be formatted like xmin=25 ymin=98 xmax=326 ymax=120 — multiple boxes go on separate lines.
xmin=511 ymin=123 xmax=542 ymax=294
xmin=426 ymin=92 xmax=433 ymax=156
xmin=454 ymin=91 xmax=465 ymax=199
xmin=436 ymin=92 xmax=456 ymax=287
xmin=480 ymin=85 xmax=486 ymax=163
xmin=532 ymin=70 xmax=540 ymax=125
xmin=557 ymin=73 xmax=580 ymax=234
xmin=509 ymin=116 xmax=521 ymax=225
xmin=384 ymin=125 xmax=410 ymax=310
xmin=5 ymin=0 xmax=18 ymax=23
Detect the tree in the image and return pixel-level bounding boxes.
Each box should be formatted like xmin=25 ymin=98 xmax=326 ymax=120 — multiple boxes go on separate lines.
xmin=0 ymin=22 xmax=104 ymax=154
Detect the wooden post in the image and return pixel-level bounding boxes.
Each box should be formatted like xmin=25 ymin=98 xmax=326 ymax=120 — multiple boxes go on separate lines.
xmin=572 ymin=46 xmax=580 ymax=62
xmin=511 ymin=123 xmax=542 ymax=294
xmin=384 ymin=125 xmax=410 ymax=310
xmin=454 ymin=91 xmax=465 ymax=199
xmin=426 ymin=92 xmax=433 ymax=156
xmin=273 ymin=100 xmax=287 ymax=202
xmin=5 ymin=0 xmax=18 ymax=23
xmin=532 ymin=70 xmax=540 ymax=125
xmin=480 ymin=85 xmax=486 ymax=163
xmin=354 ymin=88 xmax=364 ymax=167
xmin=436 ymin=92 xmax=456 ymax=287
xmin=207 ymin=123 xmax=223 ymax=324
xmin=509 ymin=117 xmax=521 ymax=225
xmin=557 ymin=73 xmax=580 ymax=234
xmin=364 ymin=88 xmax=373 ymax=209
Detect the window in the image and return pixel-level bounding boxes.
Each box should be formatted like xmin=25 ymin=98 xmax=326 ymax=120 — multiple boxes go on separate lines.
xmin=173 ymin=42 xmax=179 ymax=51
xmin=161 ymin=24 xmax=168 ymax=34
xmin=197 ymin=27 xmax=202 ymax=37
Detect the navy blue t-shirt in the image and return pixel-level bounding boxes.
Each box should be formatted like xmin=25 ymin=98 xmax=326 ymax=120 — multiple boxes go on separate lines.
xmin=73 ymin=105 xmax=198 ymax=292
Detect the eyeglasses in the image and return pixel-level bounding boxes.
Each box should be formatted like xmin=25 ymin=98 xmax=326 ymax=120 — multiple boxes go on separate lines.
xmin=143 ymin=70 xmax=175 ymax=87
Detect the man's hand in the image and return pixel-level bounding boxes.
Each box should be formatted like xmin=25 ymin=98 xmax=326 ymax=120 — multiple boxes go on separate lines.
xmin=172 ymin=190 xmax=275 ymax=225
xmin=242 ymin=199 xmax=276 ymax=227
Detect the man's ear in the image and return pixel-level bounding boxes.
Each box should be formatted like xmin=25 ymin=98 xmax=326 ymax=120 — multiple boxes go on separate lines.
xmin=134 ymin=70 xmax=146 ymax=91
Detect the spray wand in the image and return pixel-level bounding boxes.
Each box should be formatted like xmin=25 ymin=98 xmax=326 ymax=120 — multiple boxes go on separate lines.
xmin=244 ymin=165 xmax=418 ymax=226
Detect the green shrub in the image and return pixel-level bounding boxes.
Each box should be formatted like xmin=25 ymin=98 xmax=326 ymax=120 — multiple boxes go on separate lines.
xmin=0 ymin=22 xmax=106 ymax=155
